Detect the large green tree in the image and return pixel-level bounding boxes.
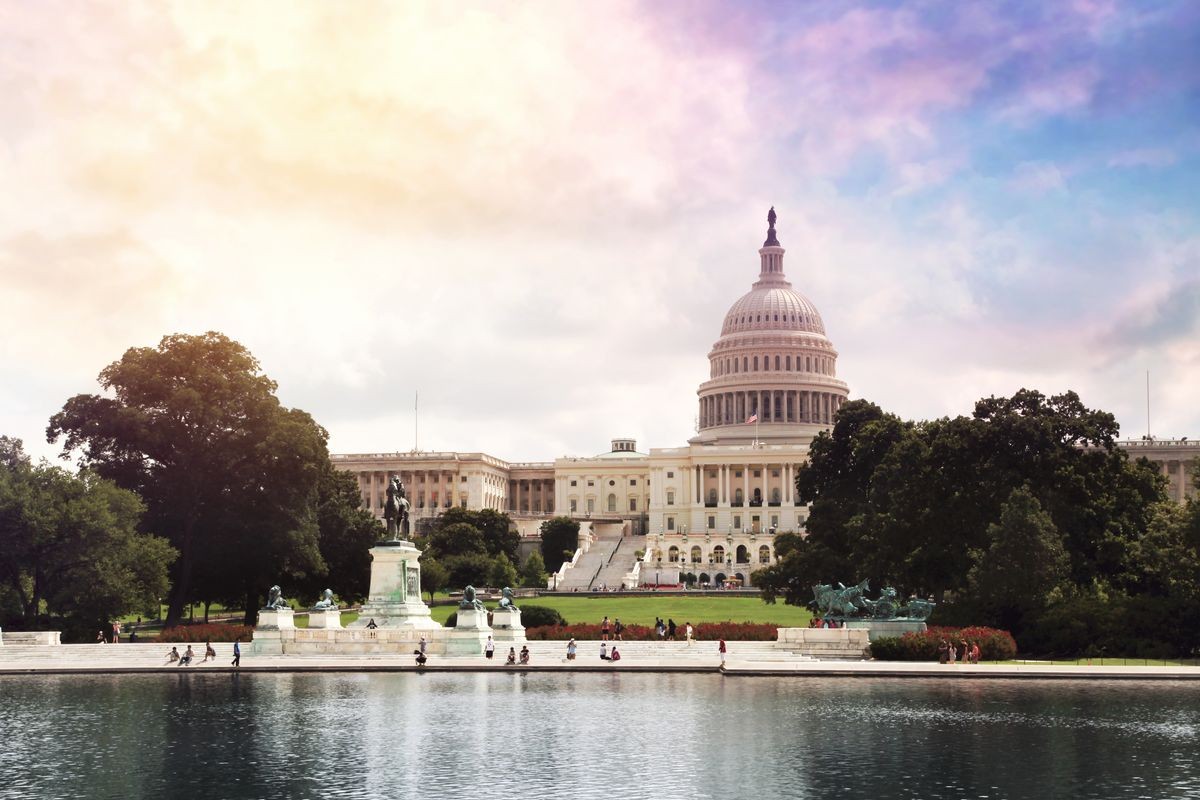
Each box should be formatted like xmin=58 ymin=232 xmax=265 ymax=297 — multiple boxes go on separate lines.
xmin=539 ymin=516 xmax=580 ymax=573
xmin=0 ymin=437 xmax=175 ymax=634
xmin=46 ymin=332 xmax=333 ymax=626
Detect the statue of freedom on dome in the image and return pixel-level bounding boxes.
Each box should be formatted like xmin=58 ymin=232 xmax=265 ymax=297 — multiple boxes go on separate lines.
xmin=764 ymin=206 xmax=780 ymax=247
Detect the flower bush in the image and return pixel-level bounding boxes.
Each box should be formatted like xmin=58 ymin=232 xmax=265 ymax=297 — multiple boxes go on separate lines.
xmin=525 ymin=621 xmax=778 ymax=641
xmin=869 ymin=626 xmax=1017 ymax=662
xmin=158 ymin=623 xmax=255 ymax=643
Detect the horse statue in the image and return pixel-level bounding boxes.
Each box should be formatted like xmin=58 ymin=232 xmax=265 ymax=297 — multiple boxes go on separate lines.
xmin=496 ymin=587 xmax=519 ymax=613
xmin=811 ymin=579 xmax=870 ymax=618
xmin=264 ymin=585 xmax=290 ymax=610
xmin=384 ymin=476 xmax=410 ymax=540
xmin=458 ymin=585 xmax=486 ymax=612
xmin=312 ymin=589 xmax=337 ymax=610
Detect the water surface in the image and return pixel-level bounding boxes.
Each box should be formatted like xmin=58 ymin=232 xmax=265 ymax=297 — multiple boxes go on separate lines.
xmin=1 ymin=673 xmax=1197 ymax=799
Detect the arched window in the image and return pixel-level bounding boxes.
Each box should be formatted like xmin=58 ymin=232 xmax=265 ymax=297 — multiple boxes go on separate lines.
xmin=775 ymin=355 xmax=781 ymax=370
xmin=806 ymin=356 xmax=812 ymax=372
xmin=668 ymin=546 xmax=680 ymax=563
xmin=734 ymin=488 xmax=744 ymax=505
xmin=771 ymin=488 xmax=781 ymax=503
xmin=759 ymin=545 xmax=771 ymax=563
xmin=763 ymin=355 xmax=769 ymax=371
xmin=707 ymin=488 xmax=718 ymax=505
xmin=743 ymin=357 xmax=748 ymax=372
xmin=786 ymin=355 xmax=792 ymax=370
xmin=752 ymin=488 xmax=762 ymax=505
xmin=753 ymin=356 xmax=759 ymax=371
xmin=736 ymin=545 xmax=749 ymax=563
xmin=691 ymin=546 xmax=702 ymax=564
xmin=607 ymin=494 xmax=616 ymax=512
xmin=712 ymin=546 xmax=725 ymax=564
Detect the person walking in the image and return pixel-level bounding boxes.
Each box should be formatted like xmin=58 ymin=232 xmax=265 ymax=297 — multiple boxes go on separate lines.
xmin=614 ymin=618 xmax=624 ymax=641
xmin=685 ymin=622 xmax=694 ymax=646
xmin=485 ymin=636 xmax=496 ymax=660
xmin=718 ymin=638 xmax=727 ymax=666
xmin=656 ymin=617 xmax=665 ymax=639
xmin=231 ymin=639 xmax=241 ymax=668
xmin=111 ymin=621 xmax=121 ymax=643
xmin=419 ymin=635 xmax=427 ymax=656
xmin=667 ymin=619 xmax=677 ymax=640
xmin=601 ymin=616 xmax=611 ymax=641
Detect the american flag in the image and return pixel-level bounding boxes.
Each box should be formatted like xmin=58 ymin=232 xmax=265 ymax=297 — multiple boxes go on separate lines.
xmin=746 ymin=413 xmax=758 ymax=424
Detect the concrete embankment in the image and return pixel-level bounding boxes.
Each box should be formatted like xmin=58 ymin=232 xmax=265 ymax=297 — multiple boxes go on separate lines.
xmin=2 ymin=642 xmax=1199 ymax=680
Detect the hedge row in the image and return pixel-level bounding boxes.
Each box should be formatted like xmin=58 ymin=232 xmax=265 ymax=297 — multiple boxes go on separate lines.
xmin=525 ymin=621 xmax=779 ymax=641
xmin=158 ymin=624 xmax=255 ymax=643
xmin=869 ymin=626 xmax=1017 ymax=662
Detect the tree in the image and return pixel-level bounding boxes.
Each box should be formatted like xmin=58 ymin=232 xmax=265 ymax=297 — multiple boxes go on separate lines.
xmin=519 ymin=551 xmax=547 ymax=588
xmin=540 ymin=516 xmax=580 ymax=573
xmin=292 ymin=464 xmax=383 ymax=606
xmin=46 ymin=332 xmax=332 ymax=626
xmin=419 ymin=556 xmax=449 ymax=605
xmin=488 ymin=552 xmax=519 ymax=588
xmin=0 ymin=437 xmax=176 ymax=634
xmin=424 ymin=522 xmax=487 ymax=560
xmin=968 ymin=486 xmax=1068 ymax=632
xmin=434 ymin=507 xmax=519 ymax=561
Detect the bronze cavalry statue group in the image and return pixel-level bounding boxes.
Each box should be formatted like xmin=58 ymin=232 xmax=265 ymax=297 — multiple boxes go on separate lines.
xmin=811 ymin=580 xmax=935 ymax=621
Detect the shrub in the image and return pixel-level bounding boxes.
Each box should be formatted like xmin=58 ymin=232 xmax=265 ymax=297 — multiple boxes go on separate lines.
xmin=445 ymin=612 xmax=457 ymax=628
xmin=868 ymin=626 xmax=1017 ymax=662
xmin=517 ymin=605 xmax=567 ymax=628
xmin=159 ymin=623 xmax=255 ymax=643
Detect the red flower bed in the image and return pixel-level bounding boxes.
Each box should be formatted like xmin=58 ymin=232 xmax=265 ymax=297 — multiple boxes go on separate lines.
xmin=158 ymin=623 xmax=255 ymax=643
xmin=525 ymin=621 xmax=778 ymax=641
xmin=869 ymin=626 xmax=1017 ymax=662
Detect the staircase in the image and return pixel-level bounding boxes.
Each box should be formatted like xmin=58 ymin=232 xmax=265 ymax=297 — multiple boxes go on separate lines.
xmin=593 ymin=534 xmax=645 ymax=590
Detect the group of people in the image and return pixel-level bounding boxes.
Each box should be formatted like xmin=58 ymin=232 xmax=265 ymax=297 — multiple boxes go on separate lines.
xmin=807 ymin=617 xmax=843 ymax=629
xmin=599 ymin=616 xmax=625 ymax=640
xmin=165 ymin=640 xmax=241 ymax=667
xmin=504 ymin=645 xmax=531 ymax=665
xmin=938 ymin=639 xmax=981 ymax=664
xmin=652 ymin=617 xmax=693 ymax=642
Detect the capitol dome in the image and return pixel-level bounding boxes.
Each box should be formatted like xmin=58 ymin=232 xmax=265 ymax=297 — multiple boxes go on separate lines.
xmin=692 ymin=208 xmax=849 ymax=444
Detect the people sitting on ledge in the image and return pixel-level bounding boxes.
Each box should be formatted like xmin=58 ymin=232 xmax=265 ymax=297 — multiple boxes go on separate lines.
xmin=610 ymin=647 xmax=621 ymax=662
xmin=505 ymin=647 xmax=517 ymax=665
xmin=365 ymin=618 xmax=378 ymax=629
xmin=414 ymin=649 xmax=427 ymax=666
xmin=519 ymin=646 xmax=530 ymax=665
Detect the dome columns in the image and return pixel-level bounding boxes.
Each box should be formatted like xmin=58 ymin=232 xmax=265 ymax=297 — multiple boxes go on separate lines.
xmin=698 ymin=388 xmax=847 ymax=430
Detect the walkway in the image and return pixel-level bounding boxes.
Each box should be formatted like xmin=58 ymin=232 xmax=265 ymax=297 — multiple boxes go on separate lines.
xmin=2 ymin=642 xmax=1199 ymax=680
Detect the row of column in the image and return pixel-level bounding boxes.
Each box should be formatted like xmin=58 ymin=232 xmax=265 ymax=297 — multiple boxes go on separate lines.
xmin=509 ymin=478 xmax=555 ymax=514
xmin=700 ymin=390 xmax=843 ymax=429
xmin=363 ymin=469 xmax=465 ymax=513
xmin=1161 ymin=460 xmax=1192 ymax=503
xmin=692 ymin=462 xmax=797 ymax=505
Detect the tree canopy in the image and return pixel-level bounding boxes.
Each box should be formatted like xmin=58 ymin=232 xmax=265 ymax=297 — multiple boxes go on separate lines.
xmin=45 ymin=332 xmax=370 ymax=625
xmin=755 ymin=390 xmax=1196 ymax=655
xmin=415 ymin=507 xmax=519 ymax=590
xmin=0 ymin=437 xmax=176 ymax=637
xmin=540 ymin=516 xmax=580 ymax=574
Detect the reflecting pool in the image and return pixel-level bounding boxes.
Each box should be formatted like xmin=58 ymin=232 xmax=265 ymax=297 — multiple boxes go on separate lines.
xmin=1 ymin=673 xmax=1198 ymax=799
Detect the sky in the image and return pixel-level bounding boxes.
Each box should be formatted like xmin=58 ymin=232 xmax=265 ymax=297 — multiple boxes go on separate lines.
xmin=2 ymin=0 xmax=1198 ymax=465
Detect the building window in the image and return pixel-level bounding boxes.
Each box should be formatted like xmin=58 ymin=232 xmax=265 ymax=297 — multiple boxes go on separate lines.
xmin=786 ymin=355 xmax=792 ymax=370
xmin=609 ymin=480 xmax=615 ymax=486
xmin=629 ymin=479 xmax=636 ymax=486
xmin=775 ymin=355 xmax=781 ymax=370
xmin=759 ymin=545 xmax=771 ymax=564
xmin=708 ymin=515 xmax=715 ymax=530
xmin=743 ymin=356 xmax=748 ymax=371
xmin=666 ymin=490 xmax=675 ymax=506
xmin=570 ymin=499 xmax=578 ymax=513
xmin=668 ymin=546 xmax=680 ymax=563
xmin=772 ymin=470 xmax=780 ymax=477
xmin=667 ymin=471 xmax=674 ymax=478
xmin=713 ymin=546 xmax=725 ymax=564
xmin=587 ymin=481 xmax=594 ymax=487
xmin=587 ymin=498 xmax=595 ymax=513
xmin=733 ymin=515 xmax=741 ymax=529
xmin=753 ymin=356 xmax=759 ymax=371
xmin=607 ymin=494 xmax=617 ymax=512
xmin=667 ymin=516 xmax=675 ymax=531
xmin=691 ymin=546 xmax=702 ymax=563
xmin=753 ymin=470 xmax=761 ymax=478
xmin=629 ymin=498 xmax=637 ymax=512
xmin=771 ymin=515 xmax=779 ymax=528
xmin=735 ymin=470 xmax=742 ymax=478
xmin=570 ymin=480 xmax=577 ymax=487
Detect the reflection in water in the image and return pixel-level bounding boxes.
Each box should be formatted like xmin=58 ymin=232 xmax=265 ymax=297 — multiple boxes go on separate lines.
xmin=1 ymin=674 xmax=1197 ymax=799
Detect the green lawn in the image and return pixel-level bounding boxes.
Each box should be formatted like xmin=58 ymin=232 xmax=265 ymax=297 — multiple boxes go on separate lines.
xmin=474 ymin=595 xmax=811 ymax=627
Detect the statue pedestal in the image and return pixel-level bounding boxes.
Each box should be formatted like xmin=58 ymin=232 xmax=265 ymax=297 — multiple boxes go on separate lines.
xmin=307 ymin=609 xmax=343 ymax=629
xmin=844 ymin=619 xmax=927 ymax=642
xmin=351 ymin=541 xmax=440 ymax=630
xmin=490 ymin=607 xmax=525 ymax=642
xmin=256 ymin=608 xmax=295 ymax=630
xmin=445 ymin=607 xmax=493 ymax=656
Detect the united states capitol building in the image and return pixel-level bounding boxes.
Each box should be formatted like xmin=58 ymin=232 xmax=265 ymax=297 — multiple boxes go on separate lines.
xmin=332 ymin=210 xmax=1197 ymax=589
